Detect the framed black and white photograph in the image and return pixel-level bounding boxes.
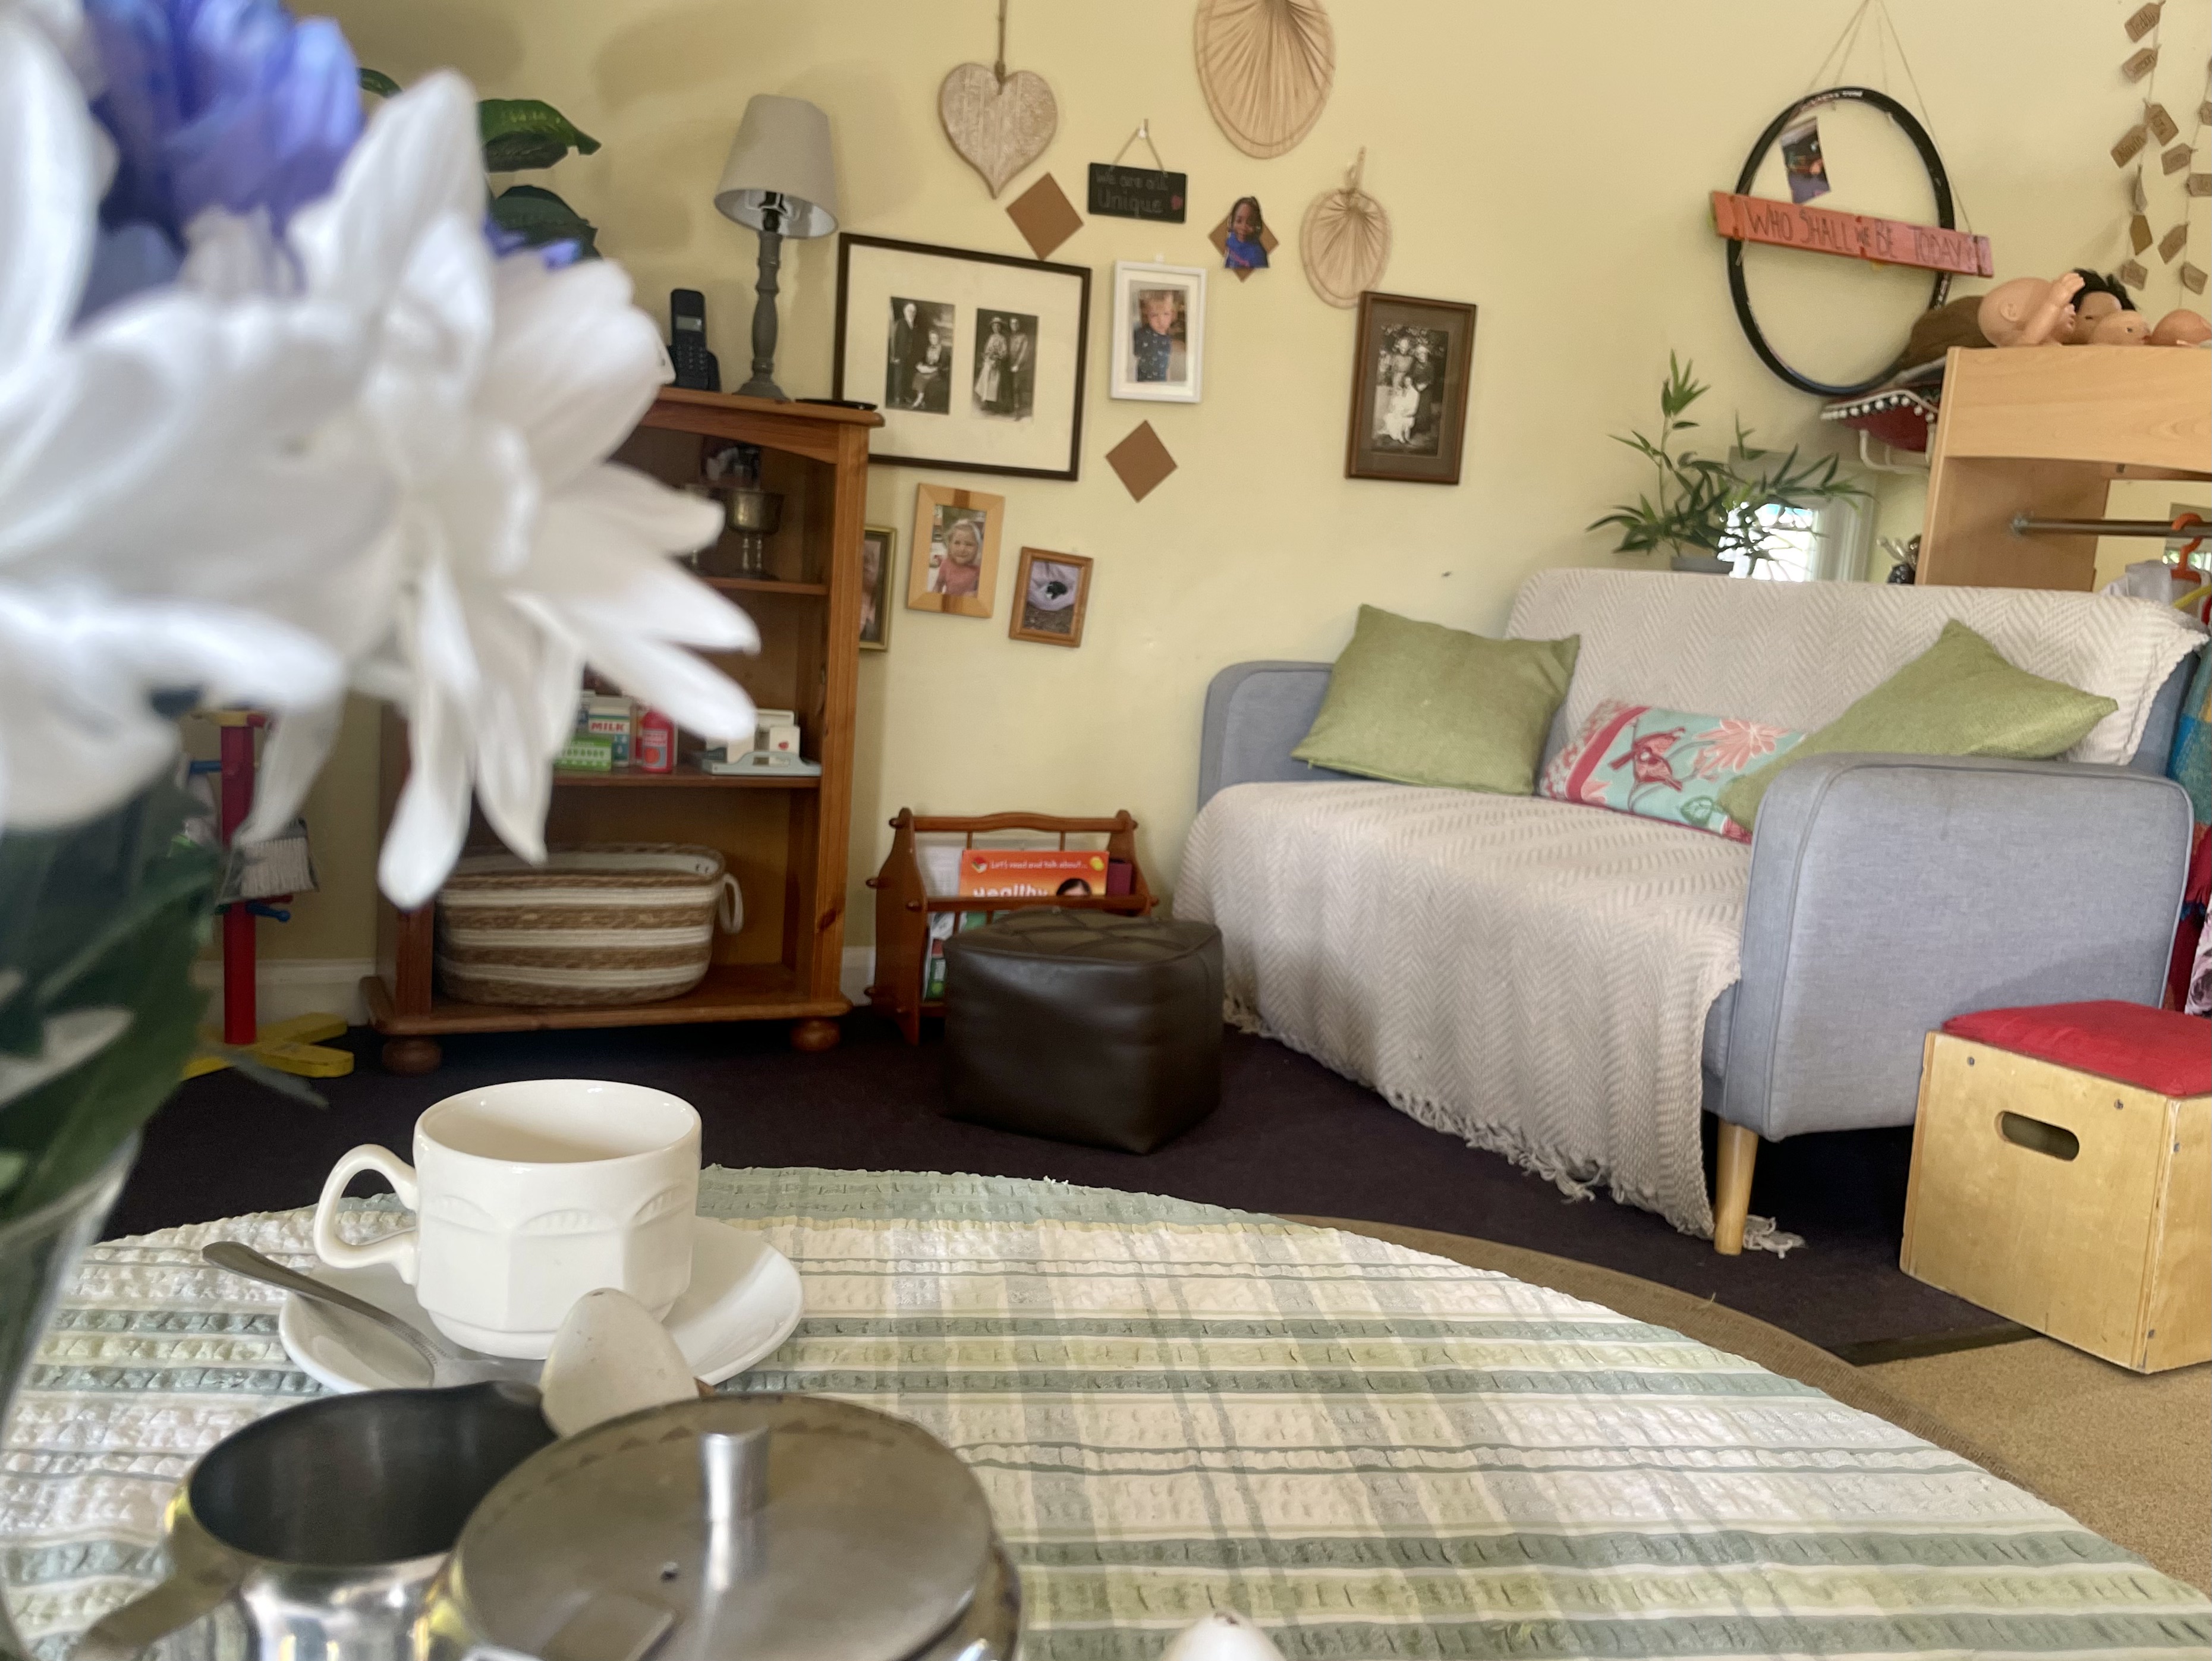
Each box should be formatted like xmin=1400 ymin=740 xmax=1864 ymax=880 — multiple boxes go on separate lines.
xmin=1008 ymin=548 xmax=1092 ymax=648
xmin=836 ymin=234 xmax=1090 ymax=481
xmin=885 ymin=298 xmax=955 ymax=414
xmin=1345 ymin=291 xmax=1477 ymax=485
xmin=858 ymin=524 xmax=896 ymax=650
xmin=1109 ymin=261 xmax=1204 ymax=403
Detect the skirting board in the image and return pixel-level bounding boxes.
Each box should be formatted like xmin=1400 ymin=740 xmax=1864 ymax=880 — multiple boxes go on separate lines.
xmin=194 ymin=951 xmax=879 ymax=1032
xmin=191 ymin=958 xmax=373 ymax=1028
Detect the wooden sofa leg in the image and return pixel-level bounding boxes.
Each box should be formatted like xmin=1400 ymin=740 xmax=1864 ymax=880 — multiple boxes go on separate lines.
xmin=1713 ymin=1122 xmax=1758 ymax=1256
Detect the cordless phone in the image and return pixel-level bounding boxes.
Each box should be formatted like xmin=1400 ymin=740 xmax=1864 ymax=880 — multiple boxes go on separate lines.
xmin=669 ymin=289 xmax=720 ymax=392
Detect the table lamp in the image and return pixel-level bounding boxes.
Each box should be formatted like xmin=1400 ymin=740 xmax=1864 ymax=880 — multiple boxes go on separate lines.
xmin=714 ymin=95 xmax=839 ymax=402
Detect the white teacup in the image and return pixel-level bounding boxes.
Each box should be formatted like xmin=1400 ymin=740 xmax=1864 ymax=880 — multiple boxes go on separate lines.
xmin=312 ymin=1080 xmax=701 ymax=1358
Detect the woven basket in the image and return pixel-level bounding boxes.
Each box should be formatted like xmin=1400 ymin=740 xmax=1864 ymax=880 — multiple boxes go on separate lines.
xmin=435 ymin=845 xmax=741 ymax=1008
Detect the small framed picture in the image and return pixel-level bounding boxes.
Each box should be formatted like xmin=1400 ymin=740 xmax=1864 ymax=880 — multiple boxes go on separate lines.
xmin=1346 ymin=291 xmax=1478 ymax=486
xmin=907 ymin=483 xmax=1005 ymax=619
xmin=1008 ymin=549 xmax=1093 ymax=648
xmin=858 ymin=524 xmax=896 ymax=650
xmin=1209 ymin=195 xmax=1276 ymax=281
xmin=1110 ymin=260 xmax=1205 ymax=402
xmin=833 ymin=234 xmax=1091 ymax=481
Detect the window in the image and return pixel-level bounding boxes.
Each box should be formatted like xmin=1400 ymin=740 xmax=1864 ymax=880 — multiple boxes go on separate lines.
xmin=1741 ymin=497 xmax=1869 ymax=583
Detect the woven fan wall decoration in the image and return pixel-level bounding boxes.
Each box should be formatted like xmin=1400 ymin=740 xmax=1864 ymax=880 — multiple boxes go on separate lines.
xmin=1194 ymin=0 xmax=1335 ymax=159
xmin=1301 ymin=149 xmax=1389 ymax=307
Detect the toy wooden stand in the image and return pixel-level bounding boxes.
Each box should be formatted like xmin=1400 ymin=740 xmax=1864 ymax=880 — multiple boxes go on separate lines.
xmin=181 ymin=712 xmax=353 ymax=1082
xmin=865 ymin=811 xmax=1155 ymax=1044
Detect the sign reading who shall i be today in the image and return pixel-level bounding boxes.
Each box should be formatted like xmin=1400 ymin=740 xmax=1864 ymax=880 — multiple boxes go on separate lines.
xmin=1088 ymin=163 xmax=1186 ymax=223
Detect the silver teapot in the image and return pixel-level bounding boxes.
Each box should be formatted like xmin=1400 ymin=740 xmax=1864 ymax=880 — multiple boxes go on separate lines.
xmin=424 ymin=1395 xmax=1020 ymax=1661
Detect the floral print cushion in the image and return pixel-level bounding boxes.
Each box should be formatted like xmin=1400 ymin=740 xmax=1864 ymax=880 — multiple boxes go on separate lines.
xmin=1539 ymin=700 xmax=1805 ymax=842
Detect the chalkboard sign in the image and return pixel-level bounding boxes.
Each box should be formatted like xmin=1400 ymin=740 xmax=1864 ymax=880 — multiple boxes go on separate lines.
xmin=1088 ymin=163 xmax=1187 ymax=224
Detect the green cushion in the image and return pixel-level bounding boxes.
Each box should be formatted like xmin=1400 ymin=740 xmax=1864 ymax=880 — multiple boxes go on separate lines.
xmin=1719 ymin=619 xmax=2119 ymax=831
xmin=1291 ymin=606 xmax=1579 ymax=794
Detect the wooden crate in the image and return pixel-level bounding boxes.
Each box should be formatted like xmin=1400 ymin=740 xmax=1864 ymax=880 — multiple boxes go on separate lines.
xmin=1901 ymin=1031 xmax=2210 ymax=1373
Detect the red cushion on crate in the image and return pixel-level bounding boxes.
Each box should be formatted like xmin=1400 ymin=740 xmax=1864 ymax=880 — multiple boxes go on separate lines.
xmin=1942 ymin=1001 xmax=2211 ymax=1098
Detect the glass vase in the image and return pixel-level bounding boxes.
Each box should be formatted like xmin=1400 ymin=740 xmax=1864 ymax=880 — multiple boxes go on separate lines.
xmin=0 ymin=1138 xmax=137 ymax=1661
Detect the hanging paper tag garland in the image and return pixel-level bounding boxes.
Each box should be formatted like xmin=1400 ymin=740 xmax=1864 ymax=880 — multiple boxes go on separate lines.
xmin=2145 ymin=103 xmax=2179 ymax=144
xmin=2125 ymin=2 xmax=2162 ymax=40
xmin=2182 ymin=262 xmax=2208 ymax=294
xmin=2122 ymin=46 xmax=2159 ymax=81
xmin=2160 ymin=223 xmax=2191 ymax=263
xmin=2113 ymin=124 xmax=2150 ymax=166
xmin=2119 ymin=257 xmax=2149 ymax=290
xmin=2132 ymin=214 xmax=2156 ymax=254
xmin=2189 ymin=172 xmax=2212 ymax=197
xmin=2161 ymin=143 xmax=2192 ymax=174
xmin=2131 ymin=168 xmax=2150 ymax=211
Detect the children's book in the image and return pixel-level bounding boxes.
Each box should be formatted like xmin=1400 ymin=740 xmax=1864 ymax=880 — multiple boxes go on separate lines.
xmin=955 ymin=849 xmax=1112 ymax=898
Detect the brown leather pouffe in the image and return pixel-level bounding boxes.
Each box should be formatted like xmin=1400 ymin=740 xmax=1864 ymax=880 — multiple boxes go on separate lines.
xmin=942 ymin=911 xmax=1223 ymax=1153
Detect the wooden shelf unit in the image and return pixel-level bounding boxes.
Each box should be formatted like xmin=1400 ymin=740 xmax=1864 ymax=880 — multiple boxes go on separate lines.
xmin=865 ymin=811 xmax=1157 ymax=1045
xmin=1917 ymin=346 xmax=2212 ymax=590
xmin=365 ymin=390 xmax=880 ymax=1072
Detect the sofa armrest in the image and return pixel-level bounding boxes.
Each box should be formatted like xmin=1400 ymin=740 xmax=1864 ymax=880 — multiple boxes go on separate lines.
xmin=1718 ymin=753 xmax=2191 ymax=1141
xmin=1197 ymin=662 xmax=1357 ymax=809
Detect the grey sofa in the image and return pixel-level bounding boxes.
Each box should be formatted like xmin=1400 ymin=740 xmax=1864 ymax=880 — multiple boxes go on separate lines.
xmin=1188 ymin=571 xmax=2201 ymax=1253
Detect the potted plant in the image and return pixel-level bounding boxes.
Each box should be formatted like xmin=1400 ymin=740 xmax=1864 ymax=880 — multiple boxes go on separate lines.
xmin=1591 ymin=355 xmax=1864 ymax=575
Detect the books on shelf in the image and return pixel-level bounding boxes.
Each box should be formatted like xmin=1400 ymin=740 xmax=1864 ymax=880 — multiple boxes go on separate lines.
xmin=923 ymin=910 xmax=999 ymax=1001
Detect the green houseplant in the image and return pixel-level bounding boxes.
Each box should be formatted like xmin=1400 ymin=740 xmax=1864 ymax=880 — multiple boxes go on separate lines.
xmin=362 ymin=70 xmax=604 ymax=255
xmin=1592 ymin=355 xmax=1864 ymax=574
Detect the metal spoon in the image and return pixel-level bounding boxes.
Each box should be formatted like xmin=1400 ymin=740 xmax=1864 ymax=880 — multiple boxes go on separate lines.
xmin=203 ymin=1240 xmax=535 ymax=1388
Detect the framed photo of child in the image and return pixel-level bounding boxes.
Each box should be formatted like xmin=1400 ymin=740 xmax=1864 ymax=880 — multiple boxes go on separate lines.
xmin=907 ymin=483 xmax=1005 ymax=619
xmin=1008 ymin=548 xmax=1093 ymax=648
xmin=1109 ymin=261 xmax=1205 ymax=403
xmin=858 ymin=524 xmax=896 ymax=650
xmin=1345 ymin=291 xmax=1478 ymax=486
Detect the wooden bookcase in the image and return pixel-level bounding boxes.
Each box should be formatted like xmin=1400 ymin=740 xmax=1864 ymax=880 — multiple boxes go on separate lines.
xmin=1917 ymin=345 xmax=2211 ymax=590
xmin=363 ymin=390 xmax=881 ymax=1072
xmin=865 ymin=810 xmax=1156 ymax=1045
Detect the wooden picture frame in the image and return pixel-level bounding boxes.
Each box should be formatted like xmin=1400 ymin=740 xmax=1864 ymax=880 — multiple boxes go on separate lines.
xmin=1109 ymin=260 xmax=1206 ymax=402
xmin=1008 ymin=548 xmax=1092 ymax=647
xmin=1345 ymin=291 xmax=1477 ymax=485
xmin=834 ymin=233 xmax=1091 ymax=482
xmin=858 ymin=524 xmax=896 ymax=650
xmin=906 ymin=483 xmax=1005 ymax=618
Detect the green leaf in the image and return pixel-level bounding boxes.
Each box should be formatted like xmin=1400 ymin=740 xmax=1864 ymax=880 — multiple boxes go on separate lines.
xmin=489 ymin=184 xmax=600 ymax=257
xmin=479 ymin=99 xmax=601 ymax=172
xmin=358 ymin=67 xmax=402 ymax=99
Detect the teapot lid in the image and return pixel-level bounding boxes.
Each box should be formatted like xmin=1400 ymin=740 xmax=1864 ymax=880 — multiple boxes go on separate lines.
xmin=446 ymin=1396 xmax=999 ymax=1661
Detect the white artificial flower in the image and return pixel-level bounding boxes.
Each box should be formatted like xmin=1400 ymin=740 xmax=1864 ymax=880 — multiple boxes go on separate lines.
xmin=251 ymin=74 xmax=757 ymax=910
xmin=0 ymin=7 xmax=379 ymax=832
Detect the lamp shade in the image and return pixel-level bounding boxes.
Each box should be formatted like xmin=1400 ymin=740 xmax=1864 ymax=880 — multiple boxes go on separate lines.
xmin=714 ymin=95 xmax=839 ymax=238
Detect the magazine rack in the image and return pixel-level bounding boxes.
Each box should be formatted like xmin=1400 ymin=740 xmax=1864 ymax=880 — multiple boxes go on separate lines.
xmin=866 ymin=810 xmax=1156 ymax=1043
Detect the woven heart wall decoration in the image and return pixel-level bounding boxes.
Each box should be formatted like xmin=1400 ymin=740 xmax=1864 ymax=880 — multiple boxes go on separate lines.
xmin=940 ymin=58 xmax=1056 ymax=197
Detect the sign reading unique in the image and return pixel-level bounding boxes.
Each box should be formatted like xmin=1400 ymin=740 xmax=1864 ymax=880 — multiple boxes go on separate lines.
xmin=1088 ymin=163 xmax=1187 ymax=223
xmin=1710 ymin=191 xmax=1994 ymax=278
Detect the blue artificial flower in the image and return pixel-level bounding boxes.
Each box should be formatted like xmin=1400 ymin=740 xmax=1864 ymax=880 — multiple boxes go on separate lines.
xmin=85 ymin=0 xmax=361 ymax=250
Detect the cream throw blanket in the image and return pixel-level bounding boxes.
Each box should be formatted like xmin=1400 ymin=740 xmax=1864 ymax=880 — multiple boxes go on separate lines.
xmin=1177 ymin=572 xmax=2204 ymax=1247
xmin=1179 ymin=784 xmax=1754 ymax=1240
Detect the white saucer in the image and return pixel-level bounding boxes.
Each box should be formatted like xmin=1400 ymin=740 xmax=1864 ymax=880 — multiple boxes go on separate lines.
xmin=278 ymin=1217 xmax=803 ymax=1393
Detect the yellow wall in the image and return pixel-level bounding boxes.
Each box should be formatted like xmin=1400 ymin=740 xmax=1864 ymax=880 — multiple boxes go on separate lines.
xmin=272 ymin=0 xmax=2208 ymax=964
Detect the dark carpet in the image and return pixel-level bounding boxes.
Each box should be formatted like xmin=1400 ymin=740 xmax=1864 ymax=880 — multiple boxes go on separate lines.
xmin=111 ymin=1014 xmax=1998 ymax=1355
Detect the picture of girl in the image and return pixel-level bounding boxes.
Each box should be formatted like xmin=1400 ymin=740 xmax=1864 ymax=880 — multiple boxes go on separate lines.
xmin=930 ymin=512 xmax=986 ymax=598
xmin=1222 ymin=196 xmax=1269 ymax=271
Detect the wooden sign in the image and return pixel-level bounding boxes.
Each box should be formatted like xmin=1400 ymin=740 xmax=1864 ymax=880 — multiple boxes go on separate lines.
xmin=1087 ymin=163 xmax=1187 ymax=223
xmin=1710 ymin=191 xmax=1994 ymax=278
